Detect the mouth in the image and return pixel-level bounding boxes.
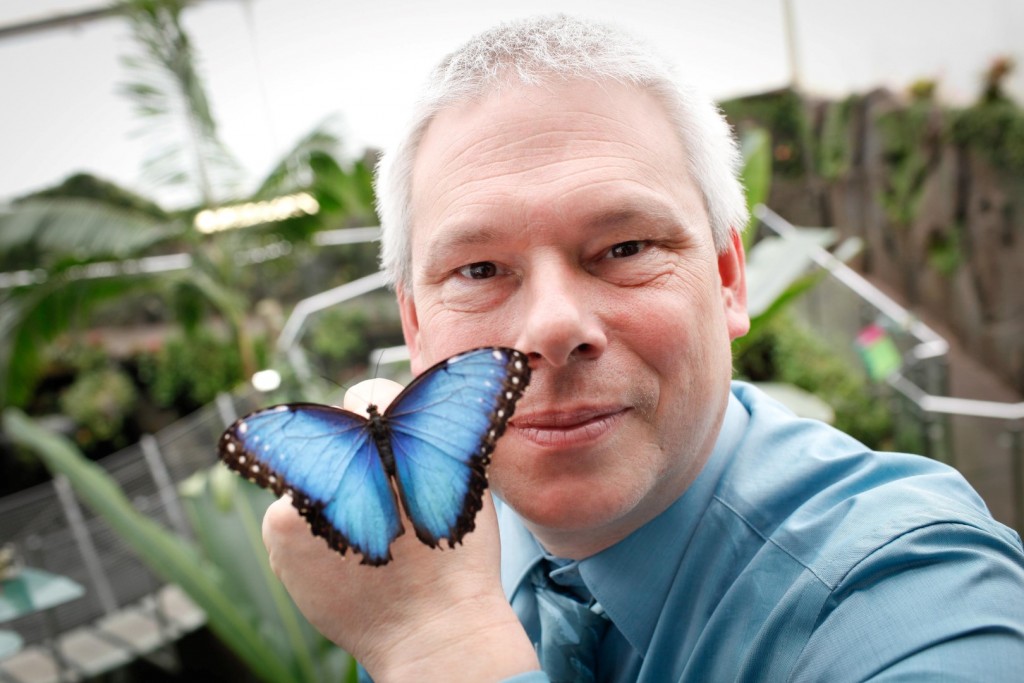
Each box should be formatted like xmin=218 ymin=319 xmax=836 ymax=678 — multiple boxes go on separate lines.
xmin=509 ymin=406 xmax=629 ymax=450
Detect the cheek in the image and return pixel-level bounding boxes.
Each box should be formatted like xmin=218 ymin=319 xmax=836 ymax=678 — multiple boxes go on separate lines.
xmin=414 ymin=306 xmax=518 ymax=367
xmin=618 ymin=280 xmax=731 ymax=417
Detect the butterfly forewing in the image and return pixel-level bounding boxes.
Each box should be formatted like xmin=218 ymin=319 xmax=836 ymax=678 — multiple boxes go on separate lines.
xmin=385 ymin=348 xmax=531 ymax=548
xmin=220 ymin=403 xmax=403 ymax=565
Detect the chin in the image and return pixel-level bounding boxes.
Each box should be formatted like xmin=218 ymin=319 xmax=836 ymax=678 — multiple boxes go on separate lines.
xmin=499 ymin=473 xmax=646 ymax=537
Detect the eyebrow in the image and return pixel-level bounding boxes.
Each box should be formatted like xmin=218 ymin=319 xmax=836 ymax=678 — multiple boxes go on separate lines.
xmin=579 ymin=198 xmax=683 ymax=232
xmin=417 ymin=223 xmax=505 ymax=279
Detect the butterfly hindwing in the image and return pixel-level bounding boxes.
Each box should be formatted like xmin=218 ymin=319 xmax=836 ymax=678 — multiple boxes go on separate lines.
xmin=220 ymin=403 xmax=404 ymax=565
xmin=385 ymin=347 xmax=531 ymax=548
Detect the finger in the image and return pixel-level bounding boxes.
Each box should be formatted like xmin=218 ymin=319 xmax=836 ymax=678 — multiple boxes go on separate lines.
xmin=344 ymin=378 xmax=404 ymax=417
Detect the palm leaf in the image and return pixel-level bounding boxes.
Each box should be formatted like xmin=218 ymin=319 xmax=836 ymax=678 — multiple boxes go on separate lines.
xmin=253 ymin=123 xmax=344 ymax=199
xmin=0 ymin=199 xmax=179 ymax=264
xmin=119 ymin=0 xmax=242 ymax=204
xmin=0 ymin=273 xmax=167 ymax=407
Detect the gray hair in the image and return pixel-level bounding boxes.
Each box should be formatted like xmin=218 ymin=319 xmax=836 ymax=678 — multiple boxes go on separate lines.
xmin=375 ymin=14 xmax=748 ymax=291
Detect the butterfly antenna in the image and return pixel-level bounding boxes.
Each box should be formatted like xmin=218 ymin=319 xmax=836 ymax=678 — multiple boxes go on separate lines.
xmin=318 ymin=373 xmax=347 ymax=391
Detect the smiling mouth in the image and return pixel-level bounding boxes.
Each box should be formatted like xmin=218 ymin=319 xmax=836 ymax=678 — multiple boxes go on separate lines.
xmin=509 ymin=407 xmax=629 ymax=449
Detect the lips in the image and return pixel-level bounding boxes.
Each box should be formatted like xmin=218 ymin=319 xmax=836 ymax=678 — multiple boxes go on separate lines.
xmin=509 ymin=406 xmax=628 ymax=449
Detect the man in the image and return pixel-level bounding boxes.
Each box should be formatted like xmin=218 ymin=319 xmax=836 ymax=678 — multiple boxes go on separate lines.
xmin=262 ymin=15 xmax=1024 ymax=681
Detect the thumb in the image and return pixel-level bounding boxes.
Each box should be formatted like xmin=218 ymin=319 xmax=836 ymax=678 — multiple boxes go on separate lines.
xmin=343 ymin=378 xmax=404 ymax=417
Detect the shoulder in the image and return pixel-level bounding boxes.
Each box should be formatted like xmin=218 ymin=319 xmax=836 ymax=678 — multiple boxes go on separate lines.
xmin=790 ymin=519 xmax=1024 ymax=679
xmin=721 ymin=382 xmax=1023 ymax=588
xmin=720 ymin=383 xmax=1024 ymax=678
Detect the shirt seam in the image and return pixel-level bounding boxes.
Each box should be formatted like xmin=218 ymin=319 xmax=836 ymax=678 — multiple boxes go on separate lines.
xmin=788 ymin=519 xmax=1008 ymax=682
xmin=711 ymin=494 xmax=834 ymax=589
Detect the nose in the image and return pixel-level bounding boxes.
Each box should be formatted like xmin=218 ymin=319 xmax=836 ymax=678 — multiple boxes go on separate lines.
xmin=514 ymin=261 xmax=606 ymax=368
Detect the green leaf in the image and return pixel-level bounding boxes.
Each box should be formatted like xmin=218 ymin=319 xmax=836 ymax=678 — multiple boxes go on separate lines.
xmin=740 ymin=127 xmax=772 ymax=251
xmin=180 ymin=467 xmax=345 ymax=682
xmin=1 ymin=408 xmax=297 ymax=682
xmin=253 ymin=124 xmax=342 ymax=199
xmin=0 ymin=274 xmax=164 ymax=406
xmin=0 ymin=199 xmax=179 ymax=262
xmin=119 ymin=0 xmax=243 ymax=204
xmin=733 ymin=269 xmax=825 ymax=358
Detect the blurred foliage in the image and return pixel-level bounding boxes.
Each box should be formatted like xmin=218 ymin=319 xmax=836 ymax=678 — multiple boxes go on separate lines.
xmin=908 ymin=79 xmax=938 ymax=103
xmin=138 ymin=328 xmax=265 ymax=411
xmin=309 ymin=308 xmax=370 ymax=368
xmin=14 ymin=172 xmax=169 ymax=220
xmin=875 ymin=100 xmax=944 ymax=226
xmin=951 ymin=100 xmax=1024 ymax=174
xmin=980 ymin=56 xmax=1015 ymax=105
xmin=739 ymin=127 xmax=771 ymax=250
xmin=733 ymin=125 xmax=830 ymax=358
xmin=0 ymin=197 xmax=179 ymax=271
xmin=59 ymin=364 xmax=138 ymax=446
xmin=0 ymin=0 xmax=379 ymax=412
xmin=119 ymin=0 xmax=242 ymax=203
xmin=734 ymin=313 xmax=896 ymax=451
xmin=816 ymin=96 xmax=857 ymax=181
xmin=722 ymin=89 xmax=807 ymax=178
xmin=925 ymin=221 xmax=965 ymax=277
xmin=723 ymin=68 xmax=1024 ymax=233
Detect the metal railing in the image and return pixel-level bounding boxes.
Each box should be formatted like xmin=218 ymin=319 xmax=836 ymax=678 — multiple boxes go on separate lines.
xmin=756 ymin=206 xmax=1024 ymax=534
xmin=0 ymin=390 xmax=264 ymax=680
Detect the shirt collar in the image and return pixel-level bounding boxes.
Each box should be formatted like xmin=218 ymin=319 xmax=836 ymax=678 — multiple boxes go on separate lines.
xmin=498 ymin=388 xmax=750 ymax=655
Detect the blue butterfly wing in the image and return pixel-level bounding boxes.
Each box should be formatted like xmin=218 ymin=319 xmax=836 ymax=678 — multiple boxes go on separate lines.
xmin=384 ymin=347 xmax=531 ymax=548
xmin=219 ymin=403 xmax=404 ymax=565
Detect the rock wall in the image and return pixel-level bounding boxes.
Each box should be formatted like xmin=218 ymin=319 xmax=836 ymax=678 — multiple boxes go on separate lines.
xmin=762 ymin=90 xmax=1024 ymax=394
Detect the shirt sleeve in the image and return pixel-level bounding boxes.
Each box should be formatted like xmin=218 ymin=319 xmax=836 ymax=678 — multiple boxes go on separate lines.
xmin=790 ymin=521 xmax=1024 ymax=681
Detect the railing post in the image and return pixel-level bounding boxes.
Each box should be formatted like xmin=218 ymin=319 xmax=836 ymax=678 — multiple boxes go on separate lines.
xmin=140 ymin=434 xmax=192 ymax=538
xmin=52 ymin=476 xmax=119 ymax=615
xmin=215 ymin=392 xmax=238 ymax=428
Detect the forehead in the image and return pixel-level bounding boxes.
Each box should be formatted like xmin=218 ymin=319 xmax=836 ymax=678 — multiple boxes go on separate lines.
xmin=407 ymin=79 xmax=703 ymax=255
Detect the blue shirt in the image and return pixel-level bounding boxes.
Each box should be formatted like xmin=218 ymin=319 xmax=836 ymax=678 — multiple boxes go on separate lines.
xmin=499 ymin=382 xmax=1024 ymax=682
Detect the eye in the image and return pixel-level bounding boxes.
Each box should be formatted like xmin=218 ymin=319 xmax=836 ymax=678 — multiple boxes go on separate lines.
xmin=457 ymin=261 xmax=498 ymax=279
xmin=606 ymin=240 xmax=646 ymax=259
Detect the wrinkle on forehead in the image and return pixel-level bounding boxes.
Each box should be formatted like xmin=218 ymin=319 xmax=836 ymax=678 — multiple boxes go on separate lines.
xmin=408 ymin=80 xmax=709 ymax=282
xmin=411 ymin=82 xmax=685 ymax=202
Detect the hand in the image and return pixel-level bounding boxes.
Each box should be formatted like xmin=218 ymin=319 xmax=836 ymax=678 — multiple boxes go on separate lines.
xmin=262 ymin=378 xmax=540 ymax=682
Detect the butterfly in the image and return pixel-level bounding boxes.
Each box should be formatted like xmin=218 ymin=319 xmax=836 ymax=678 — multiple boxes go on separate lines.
xmin=219 ymin=346 xmax=531 ymax=566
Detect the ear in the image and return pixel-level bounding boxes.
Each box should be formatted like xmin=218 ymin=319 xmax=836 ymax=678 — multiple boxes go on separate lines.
xmin=718 ymin=230 xmax=750 ymax=341
xmin=396 ymin=283 xmax=426 ymax=375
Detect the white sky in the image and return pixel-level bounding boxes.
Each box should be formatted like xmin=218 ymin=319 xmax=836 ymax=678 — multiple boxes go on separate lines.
xmin=2 ymin=0 xmax=1022 ymax=208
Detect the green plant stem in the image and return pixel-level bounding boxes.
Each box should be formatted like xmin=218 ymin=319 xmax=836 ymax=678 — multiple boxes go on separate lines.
xmin=233 ymin=485 xmax=321 ymax=682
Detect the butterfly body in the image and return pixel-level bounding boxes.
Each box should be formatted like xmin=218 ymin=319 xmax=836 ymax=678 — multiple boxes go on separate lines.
xmin=364 ymin=404 xmax=396 ymax=476
xmin=219 ymin=347 xmax=531 ymax=566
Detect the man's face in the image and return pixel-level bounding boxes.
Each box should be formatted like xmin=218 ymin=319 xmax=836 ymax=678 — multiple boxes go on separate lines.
xmin=398 ymin=79 xmax=749 ymax=556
